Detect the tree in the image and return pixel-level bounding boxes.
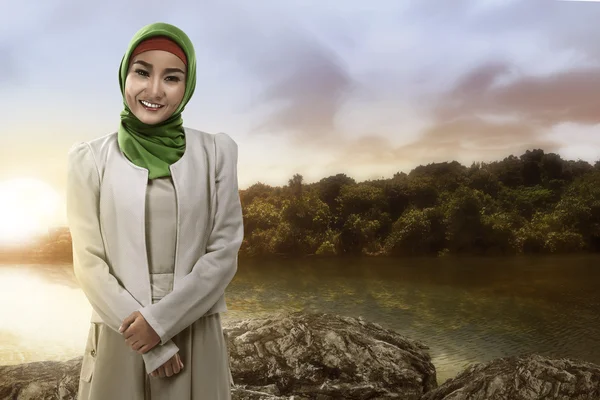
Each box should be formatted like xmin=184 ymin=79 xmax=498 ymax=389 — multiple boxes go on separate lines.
xmin=520 ymin=149 xmax=544 ymax=186
xmin=317 ymin=174 xmax=356 ymax=214
xmin=288 ymin=174 xmax=304 ymax=199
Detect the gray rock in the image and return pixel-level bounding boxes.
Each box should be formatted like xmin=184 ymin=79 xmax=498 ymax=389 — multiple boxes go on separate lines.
xmin=421 ymin=353 xmax=600 ymax=400
xmin=1 ymin=313 xmax=599 ymax=400
xmin=0 ymin=358 xmax=80 ymax=400
xmin=224 ymin=311 xmax=437 ymax=399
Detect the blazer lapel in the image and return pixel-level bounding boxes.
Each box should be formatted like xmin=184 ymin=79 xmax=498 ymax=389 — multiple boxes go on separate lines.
xmin=101 ymin=147 xmax=152 ymax=306
xmin=168 ymin=129 xmax=213 ymax=286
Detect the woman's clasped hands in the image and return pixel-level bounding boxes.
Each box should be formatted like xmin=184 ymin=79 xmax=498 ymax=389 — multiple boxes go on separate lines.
xmin=118 ymin=311 xmax=184 ymax=378
xmin=151 ymin=352 xmax=184 ymax=378
xmin=118 ymin=311 xmax=160 ymax=354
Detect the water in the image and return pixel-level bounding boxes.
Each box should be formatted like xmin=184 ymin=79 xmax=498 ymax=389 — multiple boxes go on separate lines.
xmin=1 ymin=254 xmax=599 ymax=385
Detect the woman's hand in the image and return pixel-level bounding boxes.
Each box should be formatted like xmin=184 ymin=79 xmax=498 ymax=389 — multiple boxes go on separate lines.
xmin=118 ymin=311 xmax=160 ymax=354
xmin=150 ymin=352 xmax=184 ymax=378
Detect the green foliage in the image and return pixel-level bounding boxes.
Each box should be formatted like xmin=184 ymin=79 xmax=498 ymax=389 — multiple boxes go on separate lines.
xmin=340 ymin=213 xmax=382 ymax=255
xmin=384 ymin=208 xmax=432 ymax=256
xmin=409 ymin=161 xmax=468 ymax=192
xmin=498 ymin=185 xmax=555 ymax=219
xmin=317 ymin=174 xmax=356 ymax=213
xmin=441 ymin=187 xmax=497 ymax=254
xmin=545 ymin=231 xmax=585 ymax=253
xmin=467 ymin=164 xmax=501 ymax=196
xmin=316 ymin=241 xmax=336 ymax=255
xmin=406 ymin=177 xmax=439 ymax=209
xmin=244 ymin=197 xmax=281 ymax=232
xmin=338 ymin=184 xmax=387 ymax=217
xmin=241 ymin=182 xmax=272 ymax=204
xmin=480 ymin=211 xmax=520 ymax=255
xmin=240 ymin=150 xmax=600 ymax=257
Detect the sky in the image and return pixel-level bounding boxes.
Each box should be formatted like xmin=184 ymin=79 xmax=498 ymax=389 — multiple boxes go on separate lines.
xmin=2 ymin=0 xmax=600 ymax=229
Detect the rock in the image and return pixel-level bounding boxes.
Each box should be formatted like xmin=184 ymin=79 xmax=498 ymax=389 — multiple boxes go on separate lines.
xmin=0 ymin=358 xmax=80 ymax=400
xmin=421 ymin=353 xmax=600 ymax=400
xmin=2 ymin=313 xmax=599 ymax=400
xmin=225 ymin=311 xmax=437 ymax=399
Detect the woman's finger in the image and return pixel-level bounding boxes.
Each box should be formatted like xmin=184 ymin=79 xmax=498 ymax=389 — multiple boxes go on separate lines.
xmin=164 ymin=362 xmax=173 ymax=377
xmin=172 ymin=360 xmax=180 ymax=374
xmin=138 ymin=344 xmax=150 ymax=354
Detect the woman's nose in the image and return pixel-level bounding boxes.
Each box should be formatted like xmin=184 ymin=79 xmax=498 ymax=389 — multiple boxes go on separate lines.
xmin=147 ymin=77 xmax=164 ymax=99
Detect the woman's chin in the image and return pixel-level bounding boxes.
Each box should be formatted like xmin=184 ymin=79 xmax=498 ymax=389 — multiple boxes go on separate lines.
xmin=133 ymin=112 xmax=167 ymax=125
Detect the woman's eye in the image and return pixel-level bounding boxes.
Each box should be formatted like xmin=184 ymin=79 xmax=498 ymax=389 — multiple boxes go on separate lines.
xmin=135 ymin=69 xmax=149 ymax=77
xmin=166 ymin=76 xmax=181 ymax=82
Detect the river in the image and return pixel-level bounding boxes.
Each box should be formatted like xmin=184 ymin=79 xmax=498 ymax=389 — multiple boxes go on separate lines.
xmin=1 ymin=254 xmax=599 ymax=386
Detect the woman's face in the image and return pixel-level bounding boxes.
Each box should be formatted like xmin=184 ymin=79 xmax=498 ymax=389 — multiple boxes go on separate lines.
xmin=125 ymin=49 xmax=187 ymax=125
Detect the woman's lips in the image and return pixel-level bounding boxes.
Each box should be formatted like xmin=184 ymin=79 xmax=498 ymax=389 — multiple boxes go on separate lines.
xmin=139 ymin=100 xmax=165 ymax=111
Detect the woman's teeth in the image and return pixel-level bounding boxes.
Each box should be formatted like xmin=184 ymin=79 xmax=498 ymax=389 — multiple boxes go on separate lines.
xmin=140 ymin=100 xmax=164 ymax=109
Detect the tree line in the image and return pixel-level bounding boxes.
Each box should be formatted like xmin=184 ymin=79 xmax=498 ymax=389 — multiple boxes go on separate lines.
xmin=239 ymin=149 xmax=600 ymax=257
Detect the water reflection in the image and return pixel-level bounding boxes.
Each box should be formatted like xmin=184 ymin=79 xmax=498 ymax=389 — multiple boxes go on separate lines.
xmin=0 ymin=265 xmax=91 ymax=364
xmin=1 ymin=255 xmax=599 ymax=386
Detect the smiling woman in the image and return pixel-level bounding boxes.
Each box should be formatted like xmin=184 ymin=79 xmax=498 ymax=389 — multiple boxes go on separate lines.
xmin=68 ymin=22 xmax=241 ymax=400
xmin=0 ymin=178 xmax=60 ymax=246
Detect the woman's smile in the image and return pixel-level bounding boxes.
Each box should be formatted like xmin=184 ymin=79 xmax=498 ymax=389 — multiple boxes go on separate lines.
xmin=139 ymin=100 xmax=165 ymax=111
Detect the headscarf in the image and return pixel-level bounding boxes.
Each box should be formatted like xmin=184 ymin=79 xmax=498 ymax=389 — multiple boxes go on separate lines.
xmin=117 ymin=22 xmax=197 ymax=179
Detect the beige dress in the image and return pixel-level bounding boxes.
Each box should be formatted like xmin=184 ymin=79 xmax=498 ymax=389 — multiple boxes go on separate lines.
xmin=78 ymin=176 xmax=233 ymax=399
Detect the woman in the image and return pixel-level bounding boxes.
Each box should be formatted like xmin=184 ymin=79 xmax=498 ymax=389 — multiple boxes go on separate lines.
xmin=66 ymin=22 xmax=244 ymax=399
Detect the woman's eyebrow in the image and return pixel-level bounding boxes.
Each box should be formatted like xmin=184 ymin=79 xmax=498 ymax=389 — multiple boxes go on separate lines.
xmin=132 ymin=60 xmax=185 ymax=74
xmin=133 ymin=60 xmax=153 ymax=68
xmin=164 ymin=67 xmax=185 ymax=75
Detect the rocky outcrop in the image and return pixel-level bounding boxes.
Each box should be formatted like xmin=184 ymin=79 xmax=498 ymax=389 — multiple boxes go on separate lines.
xmin=0 ymin=358 xmax=80 ymax=400
xmin=421 ymin=353 xmax=600 ymax=400
xmin=224 ymin=311 xmax=437 ymax=399
xmin=1 ymin=312 xmax=599 ymax=400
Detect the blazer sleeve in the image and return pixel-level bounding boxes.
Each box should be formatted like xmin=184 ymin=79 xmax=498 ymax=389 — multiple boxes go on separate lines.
xmin=138 ymin=132 xmax=244 ymax=345
xmin=66 ymin=141 xmax=179 ymax=374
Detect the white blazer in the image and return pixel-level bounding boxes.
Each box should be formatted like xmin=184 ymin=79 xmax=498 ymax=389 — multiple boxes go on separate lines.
xmin=66 ymin=127 xmax=244 ymax=374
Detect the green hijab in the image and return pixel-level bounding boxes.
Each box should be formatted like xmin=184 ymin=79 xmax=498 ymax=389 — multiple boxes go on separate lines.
xmin=117 ymin=22 xmax=197 ymax=179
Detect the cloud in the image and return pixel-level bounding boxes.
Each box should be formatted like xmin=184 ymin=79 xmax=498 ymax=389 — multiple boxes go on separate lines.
xmin=434 ymin=61 xmax=600 ymax=126
xmin=407 ymin=116 xmax=561 ymax=160
xmin=331 ymin=116 xmax=562 ymax=172
xmin=353 ymin=55 xmax=600 ymax=169
xmin=248 ymin=31 xmax=355 ymax=144
xmin=233 ymin=0 xmax=600 ymax=149
xmin=331 ymin=55 xmax=600 ymax=170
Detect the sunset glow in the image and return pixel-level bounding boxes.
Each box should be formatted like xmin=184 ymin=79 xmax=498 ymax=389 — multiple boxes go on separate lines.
xmin=0 ymin=178 xmax=61 ymax=245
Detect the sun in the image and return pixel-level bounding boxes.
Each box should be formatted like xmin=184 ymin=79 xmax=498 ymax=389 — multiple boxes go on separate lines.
xmin=0 ymin=178 xmax=61 ymax=246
